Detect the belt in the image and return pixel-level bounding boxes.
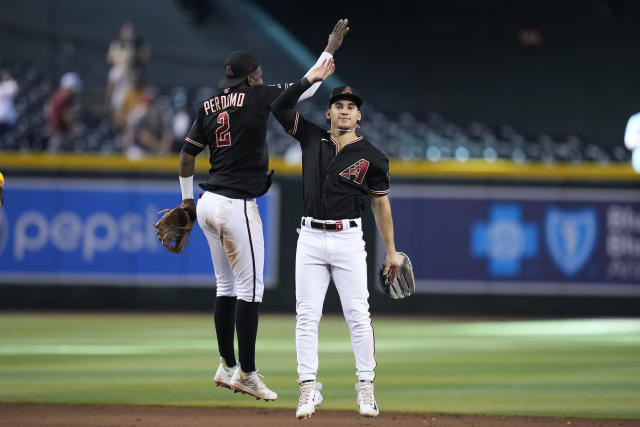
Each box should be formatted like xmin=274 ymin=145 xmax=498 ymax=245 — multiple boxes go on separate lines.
xmin=301 ymin=218 xmax=358 ymax=231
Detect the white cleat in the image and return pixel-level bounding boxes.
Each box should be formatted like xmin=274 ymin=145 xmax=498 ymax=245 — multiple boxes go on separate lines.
xmin=296 ymin=380 xmax=323 ymax=419
xmin=355 ymin=381 xmax=379 ymax=418
xmin=213 ymin=357 xmax=237 ymax=390
xmin=229 ymin=368 xmax=278 ymax=401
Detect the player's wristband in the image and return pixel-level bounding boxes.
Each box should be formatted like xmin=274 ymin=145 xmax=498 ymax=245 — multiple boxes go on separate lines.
xmin=316 ymin=51 xmax=333 ymax=64
xmin=179 ymin=175 xmax=194 ymax=200
xmin=305 ymin=51 xmax=333 ymax=77
xmin=304 ymin=51 xmax=333 ymax=80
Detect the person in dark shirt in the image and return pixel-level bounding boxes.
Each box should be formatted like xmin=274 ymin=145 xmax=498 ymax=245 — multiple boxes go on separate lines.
xmin=177 ymin=20 xmax=350 ymax=402
xmin=271 ymin=58 xmax=404 ymax=419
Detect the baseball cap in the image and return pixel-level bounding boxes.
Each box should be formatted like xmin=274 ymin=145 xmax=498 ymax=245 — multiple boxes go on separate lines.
xmin=217 ymin=51 xmax=260 ymax=89
xmin=329 ymin=86 xmax=362 ymax=108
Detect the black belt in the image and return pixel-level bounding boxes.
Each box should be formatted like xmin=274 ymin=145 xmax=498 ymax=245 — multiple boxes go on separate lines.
xmin=302 ymin=218 xmax=358 ymax=231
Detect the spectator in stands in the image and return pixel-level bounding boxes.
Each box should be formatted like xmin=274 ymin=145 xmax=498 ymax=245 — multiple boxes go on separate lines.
xmin=113 ymin=70 xmax=147 ymax=132
xmin=45 ymin=72 xmax=83 ymax=152
xmin=0 ymin=70 xmax=18 ymax=135
xmin=625 ymin=112 xmax=640 ymax=151
xmin=625 ymin=112 xmax=640 ymax=173
xmin=170 ymin=89 xmax=191 ymax=152
xmin=123 ymin=88 xmax=172 ymax=159
xmin=106 ymin=22 xmax=151 ymax=120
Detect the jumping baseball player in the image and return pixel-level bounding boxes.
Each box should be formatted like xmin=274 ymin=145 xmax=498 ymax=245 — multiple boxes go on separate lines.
xmin=271 ymin=59 xmax=404 ymax=418
xmin=177 ymin=20 xmax=350 ymax=401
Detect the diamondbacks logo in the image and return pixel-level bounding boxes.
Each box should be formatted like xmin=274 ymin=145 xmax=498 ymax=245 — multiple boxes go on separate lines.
xmin=343 ymin=87 xmax=352 ymax=94
xmin=545 ymin=206 xmax=598 ymax=277
xmin=225 ymin=66 xmax=233 ymax=77
xmin=339 ymin=159 xmax=370 ymax=184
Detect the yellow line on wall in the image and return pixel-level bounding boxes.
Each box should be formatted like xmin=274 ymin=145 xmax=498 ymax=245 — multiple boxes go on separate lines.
xmin=0 ymin=152 xmax=638 ymax=181
xmin=387 ymin=159 xmax=640 ymax=180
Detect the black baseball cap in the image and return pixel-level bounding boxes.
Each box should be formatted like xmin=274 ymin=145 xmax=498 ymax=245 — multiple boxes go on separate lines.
xmin=217 ymin=51 xmax=260 ymax=89
xmin=329 ymin=86 xmax=362 ymax=108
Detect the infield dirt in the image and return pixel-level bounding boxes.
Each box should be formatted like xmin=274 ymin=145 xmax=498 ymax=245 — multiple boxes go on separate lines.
xmin=1 ymin=404 xmax=639 ymax=427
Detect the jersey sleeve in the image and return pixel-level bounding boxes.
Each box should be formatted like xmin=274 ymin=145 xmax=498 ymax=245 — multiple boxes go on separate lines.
xmin=368 ymin=155 xmax=390 ymax=196
xmin=271 ymin=78 xmax=323 ymax=146
xmin=283 ymin=111 xmax=318 ymax=145
xmin=182 ymin=107 xmax=207 ymax=155
xmin=263 ymin=83 xmax=291 ymax=105
xmin=263 ymin=80 xmax=320 ymax=105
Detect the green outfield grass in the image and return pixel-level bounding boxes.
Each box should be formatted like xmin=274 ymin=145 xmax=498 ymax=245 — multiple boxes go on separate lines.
xmin=0 ymin=313 xmax=639 ymax=419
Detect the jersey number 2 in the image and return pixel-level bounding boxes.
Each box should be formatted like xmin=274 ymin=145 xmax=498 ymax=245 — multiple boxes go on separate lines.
xmin=215 ymin=112 xmax=231 ymax=147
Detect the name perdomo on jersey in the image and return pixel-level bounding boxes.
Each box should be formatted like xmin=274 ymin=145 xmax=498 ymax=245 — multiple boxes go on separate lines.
xmin=204 ymin=92 xmax=246 ymax=116
xmin=339 ymin=159 xmax=370 ymax=185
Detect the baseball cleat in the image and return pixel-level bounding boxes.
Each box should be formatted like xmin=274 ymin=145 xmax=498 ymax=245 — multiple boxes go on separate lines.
xmin=355 ymin=380 xmax=379 ymax=417
xmin=296 ymin=380 xmax=323 ymax=419
xmin=213 ymin=357 xmax=237 ymax=390
xmin=229 ymin=368 xmax=277 ymax=401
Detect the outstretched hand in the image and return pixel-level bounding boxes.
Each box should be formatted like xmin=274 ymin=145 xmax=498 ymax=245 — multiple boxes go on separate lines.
xmin=306 ymin=58 xmax=335 ymax=84
xmin=325 ymin=18 xmax=350 ymax=54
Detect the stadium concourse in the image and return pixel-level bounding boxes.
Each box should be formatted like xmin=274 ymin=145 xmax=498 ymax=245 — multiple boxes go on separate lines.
xmin=0 ymin=0 xmax=637 ymax=163
xmin=0 ymin=57 xmax=628 ymax=164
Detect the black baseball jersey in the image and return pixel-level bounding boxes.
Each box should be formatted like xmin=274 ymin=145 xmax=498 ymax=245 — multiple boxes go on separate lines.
xmin=271 ymin=78 xmax=390 ymax=220
xmin=182 ymin=84 xmax=291 ymax=199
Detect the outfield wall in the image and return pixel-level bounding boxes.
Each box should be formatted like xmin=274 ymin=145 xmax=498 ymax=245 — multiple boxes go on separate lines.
xmin=1 ymin=153 xmax=639 ymax=315
xmin=385 ymin=185 xmax=640 ymax=296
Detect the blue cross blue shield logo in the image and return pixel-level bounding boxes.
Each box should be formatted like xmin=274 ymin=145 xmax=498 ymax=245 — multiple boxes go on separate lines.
xmin=471 ymin=204 xmax=538 ymax=277
xmin=545 ymin=207 xmax=598 ymax=277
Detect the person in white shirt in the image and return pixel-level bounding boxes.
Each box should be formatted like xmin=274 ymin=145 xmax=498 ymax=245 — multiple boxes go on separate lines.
xmin=624 ymin=113 xmax=640 ymax=173
xmin=625 ymin=112 xmax=640 ymax=150
xmin=0 ymin=70 xmax=18 ymax=135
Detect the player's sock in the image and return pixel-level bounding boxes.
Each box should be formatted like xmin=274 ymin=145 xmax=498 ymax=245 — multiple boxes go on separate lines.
xmin=236 ymin=300 xmax=260 ymax=372
xmin=214 ymin=296 xmax=237 ymax=367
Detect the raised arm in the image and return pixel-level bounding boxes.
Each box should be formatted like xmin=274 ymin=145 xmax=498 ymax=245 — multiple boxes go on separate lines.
xmin=325 ymin=18 xmax=350 ymax=56
xmin=272 ymin=59 xmax=335 ymax=132
xmin=298 ymin=19 xmax=349 ymax=101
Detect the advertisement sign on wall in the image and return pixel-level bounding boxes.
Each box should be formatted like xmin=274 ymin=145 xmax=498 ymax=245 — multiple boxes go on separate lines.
xmin=0 ymin=178 xmax=279 ymax=287
xmin=384 ymin=185 xmax=640 ymax=296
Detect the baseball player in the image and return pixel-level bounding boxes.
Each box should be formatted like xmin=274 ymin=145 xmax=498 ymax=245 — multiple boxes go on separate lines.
xmin=177 ymin=20 xmax=351 ymax=401
xmin=271 ymin=59 xmax=404 ymax=418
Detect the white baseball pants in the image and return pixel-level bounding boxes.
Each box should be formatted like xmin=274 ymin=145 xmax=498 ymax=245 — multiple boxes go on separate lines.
xmin=197 ymin=191 xmax=264 ymax=303
xmin=295 ymin=217 xmax=376 ymax=382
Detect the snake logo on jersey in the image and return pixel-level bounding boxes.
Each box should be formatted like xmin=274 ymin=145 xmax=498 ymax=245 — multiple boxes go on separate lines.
xmin=339 ymin=159 xmax=370 ymax=184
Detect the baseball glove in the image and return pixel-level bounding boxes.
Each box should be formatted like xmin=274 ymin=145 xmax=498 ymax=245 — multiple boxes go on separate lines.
xmin=154 ymin=207 xmax=195 ymax=254
xmin=378 ymin=252 xmax=415 ymax=299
